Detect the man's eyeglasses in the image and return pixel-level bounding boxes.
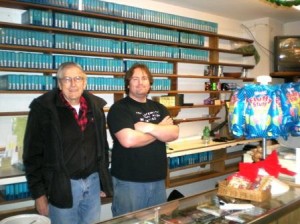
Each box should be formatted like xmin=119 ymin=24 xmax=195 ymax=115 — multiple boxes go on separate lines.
xmin=60 ymin=76 xmax=84 ymax=84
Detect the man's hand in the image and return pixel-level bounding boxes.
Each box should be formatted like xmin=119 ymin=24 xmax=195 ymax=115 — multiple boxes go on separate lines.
xmin=134 ymin=116 xmax=174 ymax=133
xmin=159 ymin=116 xmax=174 ymax=125
xmin=35 ymin=195 xmax=49 ymax=216
xmin=134 ymin=115 xmax=179 ymax=142
xmin=116 ymin=116 xmax=178 ymax=148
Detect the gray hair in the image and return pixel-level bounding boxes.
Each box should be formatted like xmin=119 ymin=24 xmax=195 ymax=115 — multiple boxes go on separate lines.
xmin=56 ymin=62 xmax=85 ymax=79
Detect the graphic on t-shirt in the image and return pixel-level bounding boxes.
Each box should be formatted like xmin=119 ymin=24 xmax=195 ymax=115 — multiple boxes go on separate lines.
xmin=136 ymin=110 xmax=161 ymax=122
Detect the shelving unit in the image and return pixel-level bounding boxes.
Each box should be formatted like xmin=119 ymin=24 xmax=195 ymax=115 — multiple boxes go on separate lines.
xmin=0 ymin=0 xmax=256 ymax=215
xmin=166 ymin=138 xmax=261 ymax=187
xmin=0 ymin=166 xmax=34 ymax=217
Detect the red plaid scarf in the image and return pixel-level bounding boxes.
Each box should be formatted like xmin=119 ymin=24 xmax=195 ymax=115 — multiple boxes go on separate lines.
xmin=60 ymin=92 xmax=89 ymax=132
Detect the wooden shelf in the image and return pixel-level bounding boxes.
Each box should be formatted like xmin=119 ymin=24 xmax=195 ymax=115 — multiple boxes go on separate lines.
xmin=0 ymin=196 xmax=31 ymax=205
xmin=270 ymin=71 xmax=300 ymax=82
xmin=0 ymin=109 xmax=110 ymax=116
xmin=166 ymin=163 xmax=240 ymax=188
xmin=224 ymin=162 xmax=240 ymax=173
xmin=168 ymin=157 xmax=225 ymax=173
xmin=0 ymin=67 xmax=124 ymax=76
xmin=174 ymin=117 xmax=221 ymax=124
xmin=160 ymin=98 xmax=230 ymax=121
xmin=166 ymin=170 xmax=220 ymax=188
xmin=218 ymin=48 xmax=254 ymax=56
xmin=226 ymin=150 xmax=245 ymax=159
xmin=0 ymin=90 xmax=125 ymax=94
xmin=168 ymin=104 xmax=223 ymax=110
xmin=164 ymin=74 xmax=254 ymax=81
xmin=0 ymin=111 xmax=29 ymax=116
xmin=270 ymin=71 xmax=300 ymax=77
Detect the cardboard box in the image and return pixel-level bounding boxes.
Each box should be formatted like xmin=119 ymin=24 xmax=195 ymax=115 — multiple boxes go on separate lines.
xmin=152 ymin=96 xmax=176 ymax=107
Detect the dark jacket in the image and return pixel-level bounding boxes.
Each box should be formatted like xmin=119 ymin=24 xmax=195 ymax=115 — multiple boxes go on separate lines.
xmin=23 ymin=89 xmax=113 ymax=208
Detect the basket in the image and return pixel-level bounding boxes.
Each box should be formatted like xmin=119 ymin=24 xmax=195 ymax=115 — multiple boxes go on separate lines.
xmin=217 ymin=180 xmax=271 ymax=202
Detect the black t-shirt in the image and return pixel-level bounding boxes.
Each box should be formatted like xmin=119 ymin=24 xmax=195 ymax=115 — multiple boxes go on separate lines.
xmin=107 ymin=96 xmax=170 ymax=182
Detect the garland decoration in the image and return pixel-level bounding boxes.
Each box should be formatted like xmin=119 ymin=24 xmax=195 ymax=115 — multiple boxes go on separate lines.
xmin=266 ymin=0 xmax=300 ymax=7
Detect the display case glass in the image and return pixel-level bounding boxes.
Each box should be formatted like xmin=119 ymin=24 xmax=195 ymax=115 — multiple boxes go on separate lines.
xmin=100 ymin=186 xmax=300 ymax=224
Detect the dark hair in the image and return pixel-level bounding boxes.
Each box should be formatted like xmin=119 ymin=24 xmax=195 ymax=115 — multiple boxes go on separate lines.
xmin=124 ymin=63 xmax=153 ymax=95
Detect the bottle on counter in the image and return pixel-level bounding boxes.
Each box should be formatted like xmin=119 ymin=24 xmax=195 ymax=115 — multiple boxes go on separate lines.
xmin=202 ymin=126 xmax=210 ymax=145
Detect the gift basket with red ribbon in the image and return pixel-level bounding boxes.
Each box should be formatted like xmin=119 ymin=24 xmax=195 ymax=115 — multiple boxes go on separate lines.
xmin=217 ymin=150 xmax=296 ymax=201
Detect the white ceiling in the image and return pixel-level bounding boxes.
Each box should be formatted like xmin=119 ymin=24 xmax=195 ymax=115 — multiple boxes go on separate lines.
xmin=152 ymin=0 xmax=300 ymax=23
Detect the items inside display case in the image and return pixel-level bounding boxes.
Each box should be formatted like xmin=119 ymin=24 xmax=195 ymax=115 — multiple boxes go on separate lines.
xmin=101 ymin=184 xmax=300 ymax=223
xmin=101 ymin=192 xmax=269 ymax=224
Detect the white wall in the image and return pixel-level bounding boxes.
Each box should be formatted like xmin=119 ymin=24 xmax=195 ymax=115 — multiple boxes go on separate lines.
xmin=242 ymin=18 xmax=283 ymax=78
xmin=284 ymin=21 xmax=300 ymax=35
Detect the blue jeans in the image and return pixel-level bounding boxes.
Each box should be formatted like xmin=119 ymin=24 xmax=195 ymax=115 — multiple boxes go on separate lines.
xmin=111 ymin=176 xmax=166 ymax=217
xmin=49 ymin=172 xmax=101 ymax=224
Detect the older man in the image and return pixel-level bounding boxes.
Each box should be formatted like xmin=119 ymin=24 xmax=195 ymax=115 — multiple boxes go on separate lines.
xmin=23 ymin=62 xmax=112 ymax=224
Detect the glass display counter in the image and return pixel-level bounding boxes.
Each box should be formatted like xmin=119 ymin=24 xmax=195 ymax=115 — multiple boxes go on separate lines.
xmin=100 ymin=185 xmax=300 ymax=223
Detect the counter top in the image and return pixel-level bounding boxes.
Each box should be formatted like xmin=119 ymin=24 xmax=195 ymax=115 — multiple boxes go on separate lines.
xmin=0 ymin=165 xmax=26 ymax=185
xmin=100 ymin=182 xmax=300 ymax=223
xmin=167 ymin=137 xmax=261 ymax=157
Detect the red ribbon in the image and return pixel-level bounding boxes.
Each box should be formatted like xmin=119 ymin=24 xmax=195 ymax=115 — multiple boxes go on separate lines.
xmin=238 ymin=150 xmax=296 ymax=182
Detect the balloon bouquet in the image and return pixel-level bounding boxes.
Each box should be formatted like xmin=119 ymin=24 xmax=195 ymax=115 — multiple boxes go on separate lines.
xmin=228 ymin=79 xmax=300 ymax=142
